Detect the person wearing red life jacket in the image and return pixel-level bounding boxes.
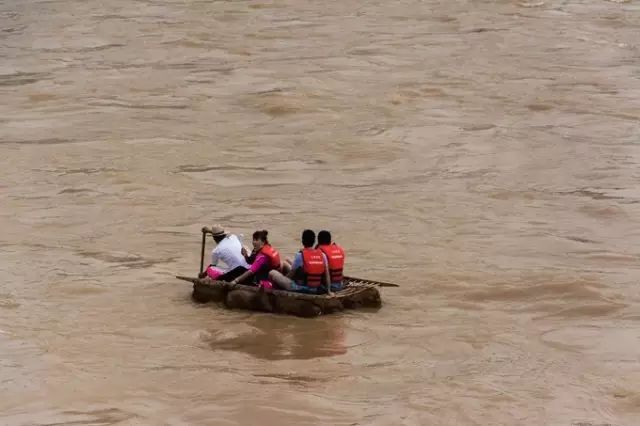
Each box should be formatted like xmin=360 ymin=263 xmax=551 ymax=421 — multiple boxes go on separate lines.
xmin=269 ymin=229 xmax=332 ymax=294
xmin=316 ymin=230 xmax=346 ymax=292
xmin=231 ymin=230 xmax=282 ymax=286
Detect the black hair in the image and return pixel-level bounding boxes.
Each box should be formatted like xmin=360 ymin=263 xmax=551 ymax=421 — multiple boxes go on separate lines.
xmin=213 ymin=235 xmax=225 ymax=244
xmin=317 ymin=230 xmax=331 ymax=245
xmin=301 ymin=229 xmax=316 ymax=248
xmin=252 ymin=230 xmax=269 ymax=244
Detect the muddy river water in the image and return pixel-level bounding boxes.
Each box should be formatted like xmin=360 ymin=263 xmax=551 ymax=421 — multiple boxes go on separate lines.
xmin=1 ymin=0 xmax=640 ymax=424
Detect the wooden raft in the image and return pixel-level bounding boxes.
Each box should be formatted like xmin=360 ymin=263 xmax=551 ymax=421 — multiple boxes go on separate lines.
xmin=175 ymin=276 xmax=382 ymax=318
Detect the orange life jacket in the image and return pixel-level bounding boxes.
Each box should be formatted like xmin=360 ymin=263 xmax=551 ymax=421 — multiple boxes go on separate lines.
xmin=301 ymin=248 xmax=325 ymax=288
xmin=259 ymin=244 xmax=281 ymax=271
xmin=318 ymin=243 xmax=345 ymax=283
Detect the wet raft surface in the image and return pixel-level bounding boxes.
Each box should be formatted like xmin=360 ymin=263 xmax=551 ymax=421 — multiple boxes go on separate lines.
xmin=176 ymin=276 xmax=382 ymax=317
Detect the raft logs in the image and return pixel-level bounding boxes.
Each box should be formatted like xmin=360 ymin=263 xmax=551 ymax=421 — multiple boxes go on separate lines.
xmin=191 ymin=280 xmax=381 ymax=318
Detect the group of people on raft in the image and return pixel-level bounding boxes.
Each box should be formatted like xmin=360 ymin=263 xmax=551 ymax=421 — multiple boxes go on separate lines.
xmin=198 ymin=224 xmax=346 ymax=294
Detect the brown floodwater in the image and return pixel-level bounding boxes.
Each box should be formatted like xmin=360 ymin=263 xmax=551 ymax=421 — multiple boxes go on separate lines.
xmin=1 ymin=0 xmax=640 ymax=424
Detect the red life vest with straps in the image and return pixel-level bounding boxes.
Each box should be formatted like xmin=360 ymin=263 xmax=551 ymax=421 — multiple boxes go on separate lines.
xmin=259 ymin=244 xmax=281 ymax=271
xmin=301 ymin=248 xmax=325 ymax=288
xmin=318 ymin=243 xmax=345 ymax=283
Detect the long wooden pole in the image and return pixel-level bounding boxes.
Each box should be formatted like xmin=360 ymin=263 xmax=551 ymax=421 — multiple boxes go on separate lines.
xmin=199 ymin=230 xmax=207 ymax=275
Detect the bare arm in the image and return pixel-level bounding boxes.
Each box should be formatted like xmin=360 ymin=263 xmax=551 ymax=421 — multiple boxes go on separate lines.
xmin=241 ymin=246 xmax=252 ymax=263
xmin=286 ymin=268 xmax=296 ymax=279
xmin=286 ymin=253 xmax=299 ymax=279
xmin=200 ymin=227 xmax=218 ymax=266
xmin=323 ymin=255 xmax=332 ymax=295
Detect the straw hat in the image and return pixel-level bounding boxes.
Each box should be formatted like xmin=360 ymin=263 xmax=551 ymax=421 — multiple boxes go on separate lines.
xmin=208 ymin=224 xmax=227 ymax=237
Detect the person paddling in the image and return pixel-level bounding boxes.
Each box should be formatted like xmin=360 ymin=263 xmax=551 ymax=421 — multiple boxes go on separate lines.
xmin=199 ymin=224 xmax=249 ymax=281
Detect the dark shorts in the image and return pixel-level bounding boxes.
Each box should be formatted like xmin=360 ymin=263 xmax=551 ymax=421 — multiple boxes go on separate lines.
xmin=218 ymin=266 xmax=249 ymax=282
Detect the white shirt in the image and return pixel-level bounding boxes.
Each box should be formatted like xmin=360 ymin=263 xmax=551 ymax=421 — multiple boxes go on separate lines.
xmin=211 ymin=234 xmax=249 ymax=272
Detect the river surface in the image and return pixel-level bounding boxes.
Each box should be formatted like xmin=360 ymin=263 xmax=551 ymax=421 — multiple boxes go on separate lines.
xmin=1 ymin=0 xmax=640 ymax=425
